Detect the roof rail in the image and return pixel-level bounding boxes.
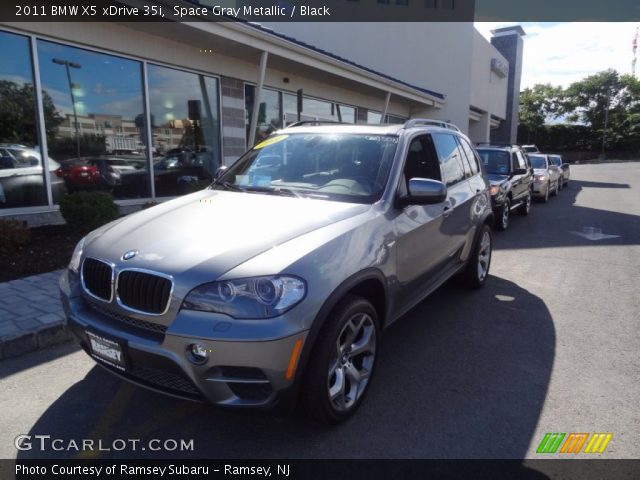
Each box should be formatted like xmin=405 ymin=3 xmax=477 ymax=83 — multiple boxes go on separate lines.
xmin=403 ymin=118 xmax=461 ymax=132
xmin=476 ymin=142 xmax=523 ymax=148
xmin=284 ymin=120 xmax=350 ymax=128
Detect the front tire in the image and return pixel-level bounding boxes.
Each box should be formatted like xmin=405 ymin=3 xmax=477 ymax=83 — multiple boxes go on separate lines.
xmin=517 ymin=191 xmax=532 ymax=215
xmin=541 ymin=183 xmax=550 ymax=203
xmin=460 ymin=223 xmax=492 ymax=289
xmin=495 ymin=198 xmax=510 ymax=231
xmin=302 ymin=295 xmax=379 ymax=424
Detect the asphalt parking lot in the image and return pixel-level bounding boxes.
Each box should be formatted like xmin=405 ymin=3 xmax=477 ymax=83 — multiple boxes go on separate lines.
xmin=1 ymin=162 xmax=638 ymax=460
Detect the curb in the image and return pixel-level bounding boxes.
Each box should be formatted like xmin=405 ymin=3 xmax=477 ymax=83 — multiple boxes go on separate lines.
xmin=0 ymin=268 xmax=73 ymax=361
xmin=0 ymin=324 xmax=73 ymax=360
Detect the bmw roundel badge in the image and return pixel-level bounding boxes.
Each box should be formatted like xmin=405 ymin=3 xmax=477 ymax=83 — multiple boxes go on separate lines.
xmin=122 ymin=250 xmax=138 ymax=261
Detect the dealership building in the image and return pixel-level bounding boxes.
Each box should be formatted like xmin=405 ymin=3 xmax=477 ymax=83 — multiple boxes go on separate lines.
xmin=0 ymin=14 xmax=524 ymax=224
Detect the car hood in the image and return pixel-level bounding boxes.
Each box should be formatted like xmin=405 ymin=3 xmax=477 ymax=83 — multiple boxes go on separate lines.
xmin=85 ymin=189 xmax=370 ymax=283
xmin=485 ymin=173 xmax=509 ymax=185
xmin=533 ymin=168 xmax=549 ymax=175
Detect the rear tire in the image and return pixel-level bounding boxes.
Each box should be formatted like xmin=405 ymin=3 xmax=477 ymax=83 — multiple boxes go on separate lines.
xmin=301 ymin=295 xmax=379 ymax=424
xmin=460 ymin=224 xmax=492 ymax=289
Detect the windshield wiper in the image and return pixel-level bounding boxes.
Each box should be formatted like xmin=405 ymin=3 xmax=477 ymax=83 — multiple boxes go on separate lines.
xmin=215 ymin=181 xmax=246 ymax=192
xmin=243 ymin=185 xmax=303 ymax=198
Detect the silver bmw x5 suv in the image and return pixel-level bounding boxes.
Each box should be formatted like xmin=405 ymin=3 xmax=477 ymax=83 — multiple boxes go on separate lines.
xmin=60 ymin=119 xmax=494 ymax=423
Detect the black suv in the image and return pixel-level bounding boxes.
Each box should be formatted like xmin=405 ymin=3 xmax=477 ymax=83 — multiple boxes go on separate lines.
xmin=476 ymin=144 xmax=533 ymax=231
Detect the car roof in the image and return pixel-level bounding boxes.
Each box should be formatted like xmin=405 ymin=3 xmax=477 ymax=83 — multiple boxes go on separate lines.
xmin=272 ymin=122 xmax=465 ymax=137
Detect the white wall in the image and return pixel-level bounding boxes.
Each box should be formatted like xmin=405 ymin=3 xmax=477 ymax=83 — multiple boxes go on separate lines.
xmin=261 ymin=22 xmax=476 ymax=133
xmin=470 ymin=29 xmax=508 ymax=119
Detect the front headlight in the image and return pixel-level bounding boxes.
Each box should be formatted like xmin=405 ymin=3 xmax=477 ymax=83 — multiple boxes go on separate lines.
xmin=534 ymin=174 xmax=547 ymax=182
xmin=68 ymin=237 xmax=86 ymax=273
xmin=182 ymin=275 xmax=306 ymax=319
xmin=489 ymin=185 xmax=500 ymax=196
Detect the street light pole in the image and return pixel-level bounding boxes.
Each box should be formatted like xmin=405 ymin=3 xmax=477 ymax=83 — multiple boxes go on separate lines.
xmin=601 ymin=86 xmax=611 ymax=159
xmin=52 ymin=58 xmax=82 ymax=159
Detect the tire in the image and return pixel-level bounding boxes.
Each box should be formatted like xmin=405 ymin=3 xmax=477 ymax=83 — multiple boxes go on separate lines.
xmin=460 ymin=223 xmax=492 ymax=289
xmin=301 ymin=295 xmax=379 ymax=424
xmin=517 ymin=191 xmax=532 ymax=216
xmin=558 ymin=178 xmax=563 ymax=191
xmin=552 ymin=179 xmax=559 ymax=196
xmin=541 ymin=183 xmax=550 ymax=203
xmin=495 ymin=198 xmax=510 ymax=231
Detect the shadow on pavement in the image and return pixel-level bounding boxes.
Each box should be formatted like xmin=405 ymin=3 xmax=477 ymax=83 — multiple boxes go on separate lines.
xmin=494 ymin=179 xmax=640 ymax=250
xmin=20 ymin=275 xmax=555 ymax=464
xmin=0 ymin=341 xmax=80 ymax=380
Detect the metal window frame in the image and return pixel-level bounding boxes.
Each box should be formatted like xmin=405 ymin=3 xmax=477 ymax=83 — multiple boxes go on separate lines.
xmin=0 ymin=25 xmax=224 ymax=215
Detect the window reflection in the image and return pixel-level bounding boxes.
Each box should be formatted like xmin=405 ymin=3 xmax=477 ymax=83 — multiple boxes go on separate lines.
xmin=147 ymin=65 xmax=221 ymax=197
xmin=245 ymin=85 xmax=281 ymax=146
xmin=38 ymin=39 xmax=149 ymax=200
xmin=0 ymin=31 xmax=58 ymax=208
xmin=282 ymin=93 xmax=355 ymax=126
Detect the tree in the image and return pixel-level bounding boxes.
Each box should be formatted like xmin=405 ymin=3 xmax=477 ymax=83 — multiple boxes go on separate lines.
xmin=562 ymin=69 xmax=640 ymax=150
xmin=518 ymin=70 xmax=640 ymax=152
xmin=0 ymin=80 xmax=63 ymax=146
xmin=518 ymin=84 xmax=563 ymax=143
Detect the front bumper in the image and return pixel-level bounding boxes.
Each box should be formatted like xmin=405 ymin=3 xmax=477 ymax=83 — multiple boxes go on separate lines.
xmin=532 ymin=181 xmax=548 ymax=196
xmin=60 ymin=270 xmax=308 ymax=408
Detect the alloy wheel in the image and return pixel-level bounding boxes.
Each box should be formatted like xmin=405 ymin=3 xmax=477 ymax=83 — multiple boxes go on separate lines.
xmin=501 ymin=201 xmax=510 ymax=229
xmin=328 ymin=312 xmax=376 ymax=412
xmin=476 ymin=230 xmax=492 ymax=282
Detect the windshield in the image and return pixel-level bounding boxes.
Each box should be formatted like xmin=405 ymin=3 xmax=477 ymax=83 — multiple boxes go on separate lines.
xmin=529 ymin=155 xmax=547 ymax=169
xmin=214 ymin=133 xmax=398 ymax=204
xmin=476 ymin=149 xmax=510 ymax=175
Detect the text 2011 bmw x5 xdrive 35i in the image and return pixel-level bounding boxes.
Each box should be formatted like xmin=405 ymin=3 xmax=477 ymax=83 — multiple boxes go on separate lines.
xmin=60 ymin=120 xmax=494 ymax=423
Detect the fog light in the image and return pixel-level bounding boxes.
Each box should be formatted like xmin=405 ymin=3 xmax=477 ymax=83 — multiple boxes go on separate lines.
xmin=187 ymin=343 xmax=209 ymax=365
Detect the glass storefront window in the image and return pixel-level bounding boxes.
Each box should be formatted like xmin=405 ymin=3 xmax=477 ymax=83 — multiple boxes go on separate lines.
xmin=367 ymin=111 xmax=407 ymax=124
xmin=245 ymin=85 xmax=281 ymax=146
xmin=38 ymin=39 xmax=149 ymax=200
xmin=282 ymin=92 xmax=355 ymax=125
xmin=147 ymin=65 xmax=221 ymax=197
xmin=0 ymin=31 xmax=53 ymax=209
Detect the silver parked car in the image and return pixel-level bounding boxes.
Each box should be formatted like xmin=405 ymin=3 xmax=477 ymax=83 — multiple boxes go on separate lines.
xmin=548 ymin=154 xmax=570 ymax=187
xmin=529 ymin=153 xmax=561 ymax=203
xmin=60 ymin=120 xmax=494 ymax=423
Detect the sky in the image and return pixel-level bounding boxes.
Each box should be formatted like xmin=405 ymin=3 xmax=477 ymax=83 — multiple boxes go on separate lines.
xmin=474 ymin=22 xmax=639 ymax=90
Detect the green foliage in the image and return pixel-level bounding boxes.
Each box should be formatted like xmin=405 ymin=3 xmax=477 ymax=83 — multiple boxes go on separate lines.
xmin=48 ymin=134 xmax=107 ymax=159
xmin=0 ymin=80 xmax=63 ymax=146
xmin=0 ymin=218 xmax=31 ymax=254
xmin=519 ymin=69 xmax=640 ymax=152
xmin=519 ymin=84 xmax=563 ymax=135
xmin=59 ymin=191 xmax=119 ymax=233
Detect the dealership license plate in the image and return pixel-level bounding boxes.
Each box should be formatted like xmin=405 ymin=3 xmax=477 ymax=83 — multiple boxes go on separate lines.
xmin=87 ymin=331 xmax=127 ymax=371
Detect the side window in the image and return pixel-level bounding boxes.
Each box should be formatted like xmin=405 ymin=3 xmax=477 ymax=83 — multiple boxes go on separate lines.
xmin=432 ymin=133 xmax=465 ymax=187
xmin=403 ymin=135 xmax=441 ymax=189
xmin=515 ymin=151 xmax=527 ymax=170
xmin=456 ymin=137 xmax=480 ymax=176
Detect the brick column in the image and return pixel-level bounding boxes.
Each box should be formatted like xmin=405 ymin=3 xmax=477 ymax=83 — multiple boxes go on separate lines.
xmin=220 ymin=76 xmax=247 ymax=166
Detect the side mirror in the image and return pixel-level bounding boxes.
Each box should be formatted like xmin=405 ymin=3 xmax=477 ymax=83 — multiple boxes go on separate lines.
xmin=214 ymin=165 xmax=228 ymax=180
xmin=562 ymin=163 xmax=570 ymax=168
xmin=513 ymin=168 xmax=527 ymax=175
xmin=399 ymin=178 xmax=447 ymax=206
